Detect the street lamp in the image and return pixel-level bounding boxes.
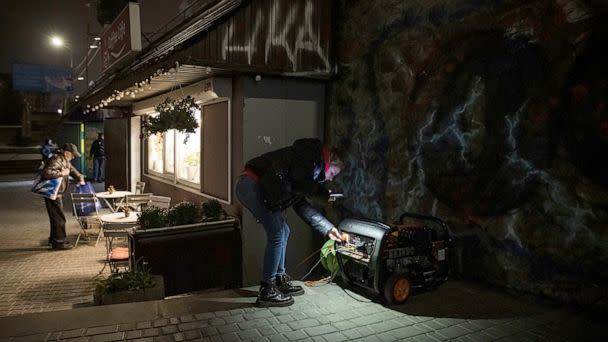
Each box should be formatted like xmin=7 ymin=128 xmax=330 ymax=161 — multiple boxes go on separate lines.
xmin=50 ymin=36 xmax=64 ymax=47
xmin=49 ymin=34 xmax=76 ymax=116
xmin=49 ymin=35 xmax=73 ymax=68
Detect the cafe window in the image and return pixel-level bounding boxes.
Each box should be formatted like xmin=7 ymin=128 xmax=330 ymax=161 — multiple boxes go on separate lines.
xmin=144 ymin=99 xmax=230 ymax=202
xmin=176 ymin=109 xmax=201 ymax=183
xmin=147 ymin=132 xmax=164 ymax=173
xmin=146 ymin=108 xmax=201 ymax=186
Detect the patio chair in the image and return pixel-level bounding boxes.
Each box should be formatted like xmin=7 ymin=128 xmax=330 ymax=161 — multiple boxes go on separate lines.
xmin=122 ymin=193 xmax=153 ymax=211
xmin=70 ymin=193 xmax=103 ymax=246
xmin=135 ymin=181 xmax=146 ymax=194
xmin=100 ymin=222 xmax=134 ymax=274
xmin=147 ymin=195 xmax=171 ymax=209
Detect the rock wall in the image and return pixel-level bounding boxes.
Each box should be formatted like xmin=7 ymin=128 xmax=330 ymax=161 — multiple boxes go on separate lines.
xmin=328 ymin=0 xmax=607 ymax=306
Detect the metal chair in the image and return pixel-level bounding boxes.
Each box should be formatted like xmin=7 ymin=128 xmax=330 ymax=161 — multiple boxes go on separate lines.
xmin=122 ymin=193 xmax=153 ymax=211
xmin=147 ymin=195 xmax=171 ymax=209
xmin=70 ymin=193 xmax=103 ymax=246
xmin=100 ymin=223 xmax=135 ymax=274
xmin=135 ymin=181 xmax=146 ymax=194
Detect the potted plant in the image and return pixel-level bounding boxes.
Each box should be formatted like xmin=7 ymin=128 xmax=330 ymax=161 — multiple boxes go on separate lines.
xmin=137 ymin=206 xmax=169 ymax=230
xmin=130 ymin=200 xmax=240 ymax=296
xmin=94 ymin=260 xmax=164 ymax=305
xmin=202 ymin=199 xmax=226 ymax=221
xmin=183 ymin=153 xmax=200 ymax=181
xmin=143 ymin=96 xmax=199 ymax=142
xmin=167 ymin=201 xmax=202 ymax=226
xmin=136 ymin=200 xmax=231 ymax=230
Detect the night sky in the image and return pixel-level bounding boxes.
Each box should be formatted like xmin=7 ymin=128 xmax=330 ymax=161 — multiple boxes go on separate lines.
xmin=0 ymin=0 xmax=187 ymax=74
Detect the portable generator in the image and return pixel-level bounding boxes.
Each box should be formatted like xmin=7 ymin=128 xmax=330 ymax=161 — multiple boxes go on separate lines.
xmin=335 ymin=212 xmax=451 ymax=304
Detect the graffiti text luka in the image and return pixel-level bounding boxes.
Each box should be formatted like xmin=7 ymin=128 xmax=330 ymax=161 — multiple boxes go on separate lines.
xmin=222 ymin=0 xmax=330 ymax=72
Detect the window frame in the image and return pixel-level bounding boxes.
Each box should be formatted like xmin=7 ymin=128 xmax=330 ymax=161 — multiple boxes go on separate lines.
xmin=142 ymin=98 xmax=231 ymax=204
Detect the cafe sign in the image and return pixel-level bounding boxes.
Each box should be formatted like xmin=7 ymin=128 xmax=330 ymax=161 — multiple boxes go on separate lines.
xmin=101 ymin=2 xmax=142 ymax=71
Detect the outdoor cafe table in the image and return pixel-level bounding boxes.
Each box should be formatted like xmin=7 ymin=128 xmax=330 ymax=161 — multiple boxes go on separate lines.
xmin=96 ymin=191 xmax=133 ymax=212
xmin=99 ymin=212 xmax=140 ymax=225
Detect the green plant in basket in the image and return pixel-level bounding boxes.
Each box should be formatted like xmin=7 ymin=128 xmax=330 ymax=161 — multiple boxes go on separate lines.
xmin=167 ymin=201 xmax=202 ymax=226
xmin=95 ymin=260 xmax=156 ymax=296
xmin=143 ymin=96 xmax=199 ymax=142
xmin=137 ymin=206 xmax=168 ymax=230
xmin=202 ymin=199 xmax=225 ymax=221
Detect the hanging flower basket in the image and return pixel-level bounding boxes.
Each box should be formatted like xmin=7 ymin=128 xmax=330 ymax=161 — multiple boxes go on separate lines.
xmin=143 ymin=96 xmax=199 ymax=142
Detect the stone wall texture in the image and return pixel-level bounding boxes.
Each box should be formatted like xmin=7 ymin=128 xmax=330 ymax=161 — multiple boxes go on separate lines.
xmin=327 ymin=0 xmax=607 ymax=307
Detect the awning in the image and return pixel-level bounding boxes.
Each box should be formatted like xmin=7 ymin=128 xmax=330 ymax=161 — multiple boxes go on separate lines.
xmin=79 ymin=0 xmax=244 ymax=110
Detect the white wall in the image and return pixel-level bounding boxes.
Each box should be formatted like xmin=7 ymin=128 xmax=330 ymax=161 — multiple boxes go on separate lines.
xmin=129 ymin=115 xmax=141 ymax=193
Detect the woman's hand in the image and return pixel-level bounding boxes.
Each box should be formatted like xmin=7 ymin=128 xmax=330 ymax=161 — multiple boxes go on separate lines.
xmin=326 ymin=227 xmax=342 ymax=242
xmin=61 ymin=168 xmax=70 ymax=176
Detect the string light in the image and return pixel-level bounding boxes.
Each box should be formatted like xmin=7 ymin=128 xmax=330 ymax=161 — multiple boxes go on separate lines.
xmin=83 ymin=71 xmax=163 ymax=111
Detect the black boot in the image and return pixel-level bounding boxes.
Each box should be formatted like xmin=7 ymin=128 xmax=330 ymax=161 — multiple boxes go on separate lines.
xmin=256 ymin=281 xmax=294 ymax=307
xmin=51 ymin=240 xmax=73 ymax=250
xmin=276 ymin=274 xmax=305 ymax=296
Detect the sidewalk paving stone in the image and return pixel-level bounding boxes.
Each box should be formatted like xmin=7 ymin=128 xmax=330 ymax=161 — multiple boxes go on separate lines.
xmin=287 ymin=318 xmax=319 ymax=330
xmin=282 ymin=330 xmax=308 ymax=341
xmin=302 ymin=323 xmax=337 ymax=337
xmin=433 ymin=325 xmax=472 ymax=339
xmin=0 ymin=178 xmax=606 ymax=341
xmin=320 ymin=331 xmax=348 ymax=342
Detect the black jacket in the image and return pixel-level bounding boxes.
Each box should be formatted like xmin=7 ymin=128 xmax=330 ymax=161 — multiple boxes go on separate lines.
xmin=245 ymin=138 xmax=334 ymax=235
xmin=90 ymin=139 xmax=105 ymax=158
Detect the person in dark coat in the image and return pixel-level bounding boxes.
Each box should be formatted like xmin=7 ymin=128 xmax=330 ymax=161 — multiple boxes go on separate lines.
xmin=235 ymin=138 xmax=343 ymax=307
xmin=89 ymin=133 xmax=105 ymax=182
xmin=40 ymin=138 xmax=56 ymax=164
xmin=42 ymin=143 xmax=85 ymax=250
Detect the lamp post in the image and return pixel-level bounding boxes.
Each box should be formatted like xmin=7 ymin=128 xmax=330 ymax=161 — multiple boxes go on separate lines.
xmin=50 ymin=35 xmax=73 ymax=68
xmin=49 ymin=35 xmax=75 ymax=118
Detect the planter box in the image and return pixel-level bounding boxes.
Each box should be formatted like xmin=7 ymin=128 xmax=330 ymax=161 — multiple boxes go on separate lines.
xmin=129 ymin=219 xmax=241 ymax=296
xmin=94 ymin=275 xmax=165 ymax=306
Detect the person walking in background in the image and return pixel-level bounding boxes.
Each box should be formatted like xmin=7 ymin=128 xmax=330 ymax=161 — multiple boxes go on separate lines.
xmin=42 ymin=143 xmax=85 ymax=250
xmin=90 ymin=133 xmax=105 ymax=183
xmin=235 ymin=138 xmax=344 ymax=307
xmin=40 ymin=138 xmax=56 ymax=164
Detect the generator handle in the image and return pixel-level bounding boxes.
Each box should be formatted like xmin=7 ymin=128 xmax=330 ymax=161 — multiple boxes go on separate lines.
xmin=398 ymin=212 xmax=450 ymax=238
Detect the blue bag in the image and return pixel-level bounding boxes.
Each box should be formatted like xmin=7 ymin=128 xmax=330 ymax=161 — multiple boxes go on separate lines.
xmin=31 ymin=175 xmax=63 ymax=200
xmin=73 ymin=182 xmax=102 ymax=215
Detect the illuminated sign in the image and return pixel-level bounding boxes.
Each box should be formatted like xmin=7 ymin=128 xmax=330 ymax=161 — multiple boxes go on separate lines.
xmin=101 ymin=2 xmax=142 ymax=71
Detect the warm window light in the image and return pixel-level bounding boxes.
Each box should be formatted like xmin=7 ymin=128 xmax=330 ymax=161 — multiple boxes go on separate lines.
xmin=57 ymin=109 xmax=63 ymax=114
xmin=93 ymin=36 xmax=101 ymax=41
xmin=50 ymin=36 xmax=64 ymax=47
xmin=77 ymin=76 xmax=84 ymax=81
xmin=196 ymin=90 xmax=219 ymax=103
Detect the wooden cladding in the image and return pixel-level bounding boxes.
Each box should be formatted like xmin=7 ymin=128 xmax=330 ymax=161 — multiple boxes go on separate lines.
xmin=192 ymin=0 xmax=332 ymax=76
xmin=104 ymin=118 xmax=129 ymax=190
xmin=202 ymin=100 xmax=230 ymax=201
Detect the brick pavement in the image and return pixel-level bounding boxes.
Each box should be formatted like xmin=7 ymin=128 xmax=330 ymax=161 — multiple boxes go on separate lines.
xmin=0 ymin=282 xmax=605 ymax=341
xmin=0 ymin=175 xmax=605 ymax=341
xmin=0 ymin=176 xmax=111 ymax=317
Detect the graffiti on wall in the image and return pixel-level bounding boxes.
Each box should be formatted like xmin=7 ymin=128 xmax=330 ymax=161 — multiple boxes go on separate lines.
xmin=222 ymin=0 xmax=330 ymax=72
xmin=329 ymin=0 xmax=607 ymax=302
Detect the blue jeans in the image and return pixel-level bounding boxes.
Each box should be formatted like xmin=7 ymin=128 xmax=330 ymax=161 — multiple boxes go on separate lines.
xmin=93 ymin=157 xmax=104 ymax=181
xmin=235 ymin=175 xmax=289 ymax=284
